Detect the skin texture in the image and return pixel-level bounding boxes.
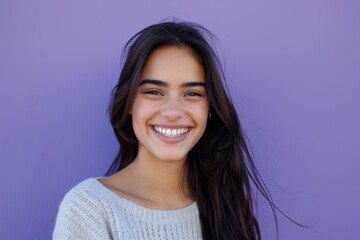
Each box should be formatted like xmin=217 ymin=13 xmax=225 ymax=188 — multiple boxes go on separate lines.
xmin=100 ymin=46 xmax=209 ymax=210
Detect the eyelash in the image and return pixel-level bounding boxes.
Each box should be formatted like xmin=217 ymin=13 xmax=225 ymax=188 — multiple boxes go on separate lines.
xmin=144 ymin=90 xmax=162 ymax=95
xmin=185 ymin=92 xmax=203 ymax=97
xmin=142 ymin=89 xmax=204 ymax=97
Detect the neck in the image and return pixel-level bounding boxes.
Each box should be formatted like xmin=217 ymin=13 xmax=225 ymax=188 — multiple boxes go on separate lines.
xmin=117 ymin=154 xmax=193 ymax=209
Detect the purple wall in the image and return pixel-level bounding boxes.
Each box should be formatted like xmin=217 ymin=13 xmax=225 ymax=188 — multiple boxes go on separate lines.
xmin=1 ymin=0 xmax=359 ymax=239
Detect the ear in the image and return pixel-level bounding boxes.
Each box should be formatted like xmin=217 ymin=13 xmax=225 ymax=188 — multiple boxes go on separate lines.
xmin=208 ymin=106 xmax=213 ymax=118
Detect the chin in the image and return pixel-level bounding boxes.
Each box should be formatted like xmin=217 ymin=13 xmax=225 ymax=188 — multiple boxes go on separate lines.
xmin=154 ymin=152 xmax=188 ymax=162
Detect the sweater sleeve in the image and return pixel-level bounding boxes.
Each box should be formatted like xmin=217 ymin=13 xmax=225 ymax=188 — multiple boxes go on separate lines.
xmin=53 ymin=185 xmax=113 ymax=240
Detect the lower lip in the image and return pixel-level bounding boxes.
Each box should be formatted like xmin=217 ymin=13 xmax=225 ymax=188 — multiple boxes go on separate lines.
xmin=151 ymin=127 xmax=191 ymax=144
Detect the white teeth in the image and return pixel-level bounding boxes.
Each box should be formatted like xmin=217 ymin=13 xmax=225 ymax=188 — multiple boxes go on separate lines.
xmin=166 ymin=129 xmax=171 ymax=135
xmin=153 ymin=126 xmax=189 ymax=137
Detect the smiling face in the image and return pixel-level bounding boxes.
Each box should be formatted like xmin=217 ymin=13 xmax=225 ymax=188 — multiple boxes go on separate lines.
xmin=131 ymin=46 xmax=209 ymax=163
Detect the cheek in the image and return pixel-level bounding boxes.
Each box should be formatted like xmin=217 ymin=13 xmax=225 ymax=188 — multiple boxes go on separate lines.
xmin=131 ymin=99 xmax=145 ymax=132
xmin=132 ymin=97 xmax=147 ymax=117
xmin=191 ymin=102 xmax=209 ymax=126
xmin=131 ymin=99 xmax=158 ymax=126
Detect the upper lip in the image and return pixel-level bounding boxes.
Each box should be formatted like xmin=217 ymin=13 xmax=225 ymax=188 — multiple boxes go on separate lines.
xmin=150 ymin=124 xmax=192 ymax=129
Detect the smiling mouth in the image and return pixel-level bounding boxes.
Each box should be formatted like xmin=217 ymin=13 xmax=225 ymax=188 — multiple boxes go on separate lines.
xmin=152 ymin=126 xmax=190 ymax=138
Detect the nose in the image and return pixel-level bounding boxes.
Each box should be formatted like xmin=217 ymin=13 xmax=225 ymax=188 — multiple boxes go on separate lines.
xmin=160 ymin=96 xmax=184 ymax=120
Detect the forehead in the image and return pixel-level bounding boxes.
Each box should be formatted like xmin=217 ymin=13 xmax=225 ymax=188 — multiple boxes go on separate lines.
xmin=140 ymin=46 xmax=205 ymax=84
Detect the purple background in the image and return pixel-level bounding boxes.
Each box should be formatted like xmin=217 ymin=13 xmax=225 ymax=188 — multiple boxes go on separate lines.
xmin=1 ymin=0 xmax=359 ymax=239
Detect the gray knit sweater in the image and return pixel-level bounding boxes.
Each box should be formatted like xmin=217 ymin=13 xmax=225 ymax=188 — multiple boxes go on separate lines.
xmin=53 ymin=178 xmax=202 ymax=240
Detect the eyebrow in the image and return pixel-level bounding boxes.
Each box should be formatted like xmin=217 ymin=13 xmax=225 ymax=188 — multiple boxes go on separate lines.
xmin=139 ymin=79 xmax=206 ymax=88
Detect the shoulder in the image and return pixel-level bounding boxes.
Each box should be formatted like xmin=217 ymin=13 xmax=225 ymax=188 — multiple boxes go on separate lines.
xmin=61 ymin=178 xmax=107 ymax=204
xmin=58 ymin=178 xmax=110 ymax=214
xmin=53 ymin=178 xmax=117 ymax=239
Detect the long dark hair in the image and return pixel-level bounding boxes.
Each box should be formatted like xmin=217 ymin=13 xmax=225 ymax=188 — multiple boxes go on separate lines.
xmin=107 ymin=21 xmax=274 ymax=240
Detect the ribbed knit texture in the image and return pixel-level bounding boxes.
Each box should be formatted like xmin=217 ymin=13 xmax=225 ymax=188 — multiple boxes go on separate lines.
xmin=53 ymin=178 xmax=202 ymax=240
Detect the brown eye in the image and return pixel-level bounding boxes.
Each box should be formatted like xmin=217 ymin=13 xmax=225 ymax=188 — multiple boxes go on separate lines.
xmin=144 ymin=90 xmax=163 ymax=96
xmin=185 ymin=92 xmax=203 ymax=97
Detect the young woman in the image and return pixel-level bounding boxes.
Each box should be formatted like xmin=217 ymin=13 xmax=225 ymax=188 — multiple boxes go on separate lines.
xmin=53 ymin=21 xmax=273 ymax=240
